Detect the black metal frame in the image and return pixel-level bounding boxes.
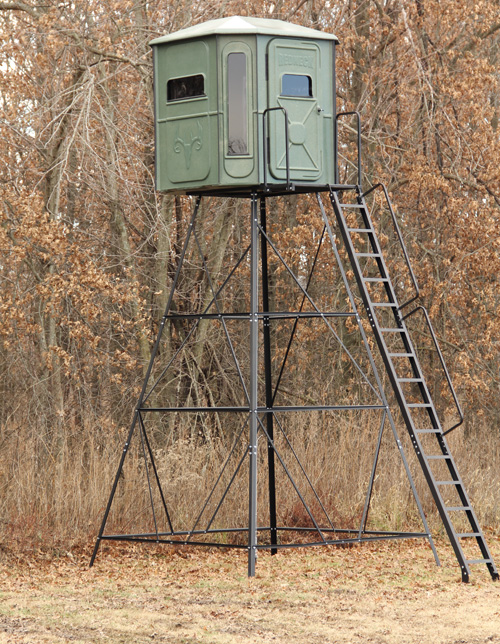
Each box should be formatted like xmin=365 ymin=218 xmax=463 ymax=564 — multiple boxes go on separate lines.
xmin=90 ymin=188 xmax=440 ymax=575
xmin=91 ymin=110 xmax=497 ymax=583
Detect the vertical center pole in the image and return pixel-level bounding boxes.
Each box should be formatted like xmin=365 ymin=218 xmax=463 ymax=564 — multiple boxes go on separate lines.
xmin=248 ymin=193 xmax=259 ymax=577
xmin=260 ymin=197 xmax=278 ymax=554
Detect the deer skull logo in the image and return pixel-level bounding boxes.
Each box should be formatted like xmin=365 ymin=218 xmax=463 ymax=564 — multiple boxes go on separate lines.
xmin=174 ymin=121 xmax=203 ymax=170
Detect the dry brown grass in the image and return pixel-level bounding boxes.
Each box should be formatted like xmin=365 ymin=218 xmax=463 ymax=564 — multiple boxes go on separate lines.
xmin=1 ymin=409 xmax=499 ymax=554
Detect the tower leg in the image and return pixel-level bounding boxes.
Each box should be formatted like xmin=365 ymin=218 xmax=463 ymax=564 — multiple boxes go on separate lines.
xmin=260 ymin=197 xmax=278 ymax=554
xmin=90 ymin=197 xmax=201 ymax=567
xmin=89 ymin=412 xmax=138 ymax=567
xmin=248 ymin=193 xmax=259 ymax=576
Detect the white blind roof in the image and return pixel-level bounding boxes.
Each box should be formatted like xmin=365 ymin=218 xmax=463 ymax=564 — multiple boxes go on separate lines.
xmin=150 ymin=16 xmax=338 ymax=46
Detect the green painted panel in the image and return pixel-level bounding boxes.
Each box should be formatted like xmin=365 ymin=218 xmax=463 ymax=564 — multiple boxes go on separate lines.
xmin=154 ymin=38 xmax=218 ymax=191
xmin=267 ymin=38 xmax=322 ymax=182
xmin=220 ymin=38 xmax=257 ymax=184
xmin=166 ymin=115 xmax=211 ymax=183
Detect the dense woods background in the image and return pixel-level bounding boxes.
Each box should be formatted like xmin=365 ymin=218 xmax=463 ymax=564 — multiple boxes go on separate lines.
xmin=1 ymin=0 xmax=499 ymax=548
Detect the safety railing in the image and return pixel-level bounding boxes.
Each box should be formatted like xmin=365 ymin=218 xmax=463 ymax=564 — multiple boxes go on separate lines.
xmin=262 ymin=106 xmax=291 ymax=191
xmin=335 ymin=111 xmax=362 ymax=187
xmin=361 ymin=182 xmax=420 ymax=312
xmin=402 ymin=305 xmax=464 ymax=435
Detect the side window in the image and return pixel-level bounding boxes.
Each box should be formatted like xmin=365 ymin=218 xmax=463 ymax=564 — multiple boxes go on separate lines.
xmin=227 ymin=52 xmax=248 ymax=155
xmin=281 ymin=74 xmax=312 ymax=98
xmin=167 ymin=74 xmax=205 ymax=102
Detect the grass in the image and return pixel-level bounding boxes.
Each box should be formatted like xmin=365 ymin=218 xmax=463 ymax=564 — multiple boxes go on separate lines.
xmin=1 ymin=537 xmax=500 ymax=643
xmin=1 ymin=410 xmax=499 ymax=555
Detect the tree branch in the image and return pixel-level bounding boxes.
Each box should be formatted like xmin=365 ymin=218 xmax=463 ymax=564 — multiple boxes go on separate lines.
xmin=448 ymin=22 xmax=500 ymax=56
xmin=0 ymin=2 xmax=39 ymax=17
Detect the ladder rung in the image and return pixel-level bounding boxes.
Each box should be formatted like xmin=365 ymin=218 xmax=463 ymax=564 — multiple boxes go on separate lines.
xmin=356 ymin=252 xmax=381 ymax=258
xmin=363 ymin=277 xmax=389 ymax=282
xmin=348 ymin=227 xmax=373 ymax=233
xmin=457 ymin=533 xmax=481 ymax=538
xmin=380 ymin=327 xmax=405 ymax=333
xmin=397 ymin=377 xmax=423 ymax=382
xmin=339 ymin=203 xmax=364 ymax=209
xmin=371 ymin=302 xmax=398 ymax=307
xmin=445 ymin=506 xmax=471 ymax=512
xmin=427 ymin=455 xmax=452 ymax=459
xmin=415 ymin=429 xmax=441 ymax=434
xmin=408 ymin=403 xmax=432 ymax=408
xmin=436 ymin=480 xmax=460 ymax=485
xmin=466 ymin=558 xmax=492 ymax=565
xmin=388 ymin=352 xmax=415 ymax=358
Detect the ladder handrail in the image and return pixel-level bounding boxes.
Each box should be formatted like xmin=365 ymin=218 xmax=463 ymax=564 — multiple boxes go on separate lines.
xmin=402 ymin=305 xmax=464 ymax=435
xmin=335 ymin=111 xmax=362 ymax=187
xmin=262 ymin=106 xmax=292 ymax=191
xmin=361 ymin=183 xmax=420 ymax=311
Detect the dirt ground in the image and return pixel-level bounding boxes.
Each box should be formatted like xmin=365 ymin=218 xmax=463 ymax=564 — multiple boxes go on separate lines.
xmin=1 ymin=536 xmax=499 ymax=644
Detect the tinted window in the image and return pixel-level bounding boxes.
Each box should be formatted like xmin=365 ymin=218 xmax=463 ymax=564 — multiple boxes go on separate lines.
xmin=227 ymin=53 xmax=248 ymax=155
xmin=167 ymin=74 xmax=205 ymax=101
xmin=281 ymin=74 xmax=312 ymax=97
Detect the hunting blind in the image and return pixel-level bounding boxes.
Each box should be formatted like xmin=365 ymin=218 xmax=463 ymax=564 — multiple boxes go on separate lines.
xmin=91 ymin=17 xmax=498 ymax=583
xmin=150 ymin=16 xmax=338 ymax=193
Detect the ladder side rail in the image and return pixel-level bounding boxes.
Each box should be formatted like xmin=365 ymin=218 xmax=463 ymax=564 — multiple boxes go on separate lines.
xmin=434 ymin=430 xmax=499 ymax=579
xmin=351 ymin=191 xmax=401 ymax=312
xmin=354 ymin=190 xmax=463 ymax=442
xmin=317 ymin=193 xmax=439 ymax=561
xmin=332 ymin=189 xmax=444 ymax=439
xmin=331 ymin=188 xmax=499 ymax=582
xmin=432 ymin=433 xmax=490 ymax=539
xmin=332 ymin=193 xmax=441 ymax=442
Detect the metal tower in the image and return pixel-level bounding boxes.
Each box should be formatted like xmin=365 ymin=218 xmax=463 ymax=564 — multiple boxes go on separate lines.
xmin=90 ymin=176 xmax=498 ymax=582
xmin=91 ymin=17 xmax=498 ymax=582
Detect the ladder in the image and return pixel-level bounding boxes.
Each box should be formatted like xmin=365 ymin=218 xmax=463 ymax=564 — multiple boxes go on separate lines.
xmin=329 ymin=185 xmax=499 ymax=583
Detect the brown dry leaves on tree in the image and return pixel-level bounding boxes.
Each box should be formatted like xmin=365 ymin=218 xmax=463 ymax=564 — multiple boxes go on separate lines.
xmin=0 ymin=0 xmax=499 ymax=545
